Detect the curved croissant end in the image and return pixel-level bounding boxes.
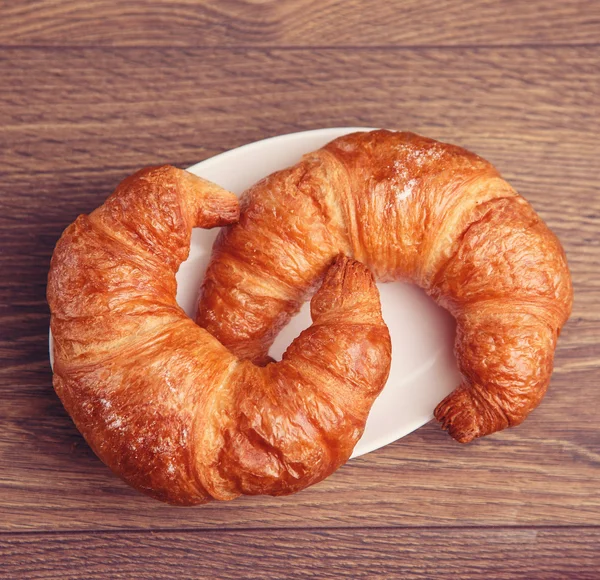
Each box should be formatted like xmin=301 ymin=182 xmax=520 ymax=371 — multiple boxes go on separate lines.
xmin=47 ymin=166 xmax=391 ymax=505
xmin=197 ymin=130 xmax=573 ymax=443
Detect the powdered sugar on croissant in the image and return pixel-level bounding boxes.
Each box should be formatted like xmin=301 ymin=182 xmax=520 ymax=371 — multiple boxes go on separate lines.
xmin=48 ymin=166 xmax=391 ymax=505
xmin=197 ymin=130 xmax=573 ymax=443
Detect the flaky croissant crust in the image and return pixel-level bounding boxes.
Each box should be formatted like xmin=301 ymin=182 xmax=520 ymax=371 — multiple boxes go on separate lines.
xmin=197 ymin=130 xmax=573 ymax=442
xmin=47 ymin=166 xmax=391 ymax=505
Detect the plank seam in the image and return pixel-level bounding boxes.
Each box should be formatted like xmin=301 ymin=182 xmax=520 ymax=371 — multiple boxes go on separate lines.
xmin=0 ymin=42 xmax=598 ymax=51
xmin=1 ymin=524 xmax=599 ymax=537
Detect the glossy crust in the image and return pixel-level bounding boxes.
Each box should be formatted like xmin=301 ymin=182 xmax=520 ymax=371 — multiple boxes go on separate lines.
xmin=197 ymin=130 xmax=573 ymax=443
xmin=47 ymin=166 xmax=391 ymax=505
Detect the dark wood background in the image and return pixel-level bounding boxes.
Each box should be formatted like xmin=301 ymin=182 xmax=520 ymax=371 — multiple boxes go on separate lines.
xmin=1 ymin=1 xmax=599 ymax=578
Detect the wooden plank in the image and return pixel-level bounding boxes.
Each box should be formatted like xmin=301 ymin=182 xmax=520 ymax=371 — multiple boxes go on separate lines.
xmin=0 ymin=0 xmax=598 ymax=48
xmin=0 ymin=46 xmax=599 ymax=531
xmin=1 ymin=47 xmax=598 ymax=178
xmin=1 ymin=414 xmax=599 ymax=530
xmin=1 ymin=527 xmax=599 ymax=579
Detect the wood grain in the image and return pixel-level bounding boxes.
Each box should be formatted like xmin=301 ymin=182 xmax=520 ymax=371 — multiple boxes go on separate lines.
xmin=0 ymin=46 xmax=599 ymax=532
xmin=0 ymin=0 xmax=598 ymax=47
xmin=2 ymin=528 xmax=599 ymax=579
xmin=2 ymin=46 xmax=598 ymax=212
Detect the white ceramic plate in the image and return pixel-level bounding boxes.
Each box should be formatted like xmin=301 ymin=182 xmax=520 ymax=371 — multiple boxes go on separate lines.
xmin=50 ymin=127 xmax=461 ymax=458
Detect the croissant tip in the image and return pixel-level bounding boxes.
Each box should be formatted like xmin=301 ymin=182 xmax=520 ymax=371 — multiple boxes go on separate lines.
xmin=176 ymin=169 xmax=240 ymax=228
xmin=331 ymin=254 xmax=374 ymax=278
xmin=324 ymin=255 xmax=377 ymax=293
xmin=434 ymin=394 xmax=481 ymax=444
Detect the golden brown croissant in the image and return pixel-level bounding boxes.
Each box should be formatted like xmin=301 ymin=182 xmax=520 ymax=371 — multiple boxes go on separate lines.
xmin=197 ymin=130 xmax=573 ymax=443
xmin=47 ymin=166 xmax=391 ymax=505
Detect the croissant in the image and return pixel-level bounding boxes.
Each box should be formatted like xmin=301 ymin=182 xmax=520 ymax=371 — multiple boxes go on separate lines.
xmin=47 ymin=166 xmax=391 ymax=505
xmin=197 ymin=130 xmax=573 ymax=443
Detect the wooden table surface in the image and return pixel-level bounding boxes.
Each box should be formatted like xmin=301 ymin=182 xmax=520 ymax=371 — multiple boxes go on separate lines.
xmin=1 ymin=1 xmax=599 ymax=578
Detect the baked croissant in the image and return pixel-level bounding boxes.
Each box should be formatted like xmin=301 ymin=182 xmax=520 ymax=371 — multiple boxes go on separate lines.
xmin=197 ymin=130 xmax=573 ymax=443
xmin=47 ymin=166 xmax=391 ymax=505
